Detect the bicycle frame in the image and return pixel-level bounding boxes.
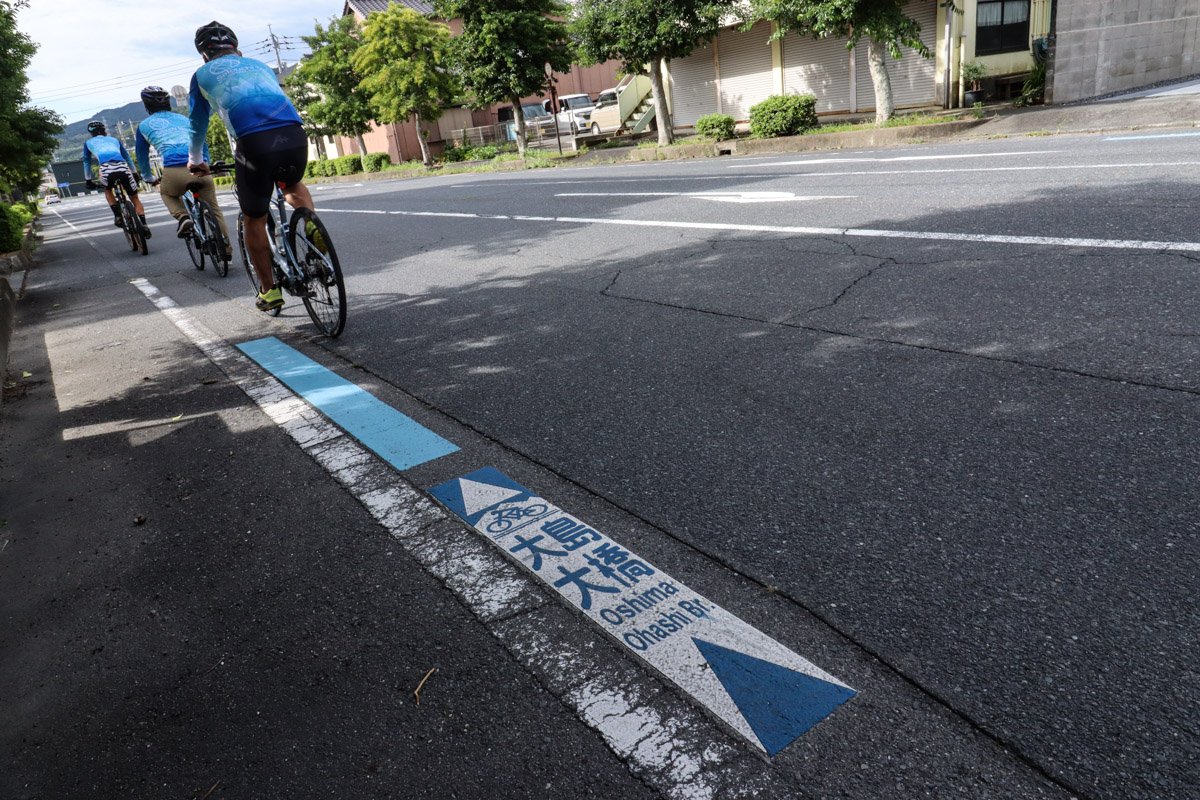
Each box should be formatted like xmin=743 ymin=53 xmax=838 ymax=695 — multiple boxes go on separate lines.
xmin=181 ymin=188 xmax=211 ymax=249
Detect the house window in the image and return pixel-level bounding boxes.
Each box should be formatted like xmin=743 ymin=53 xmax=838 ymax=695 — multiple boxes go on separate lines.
xmin=976 ymin=0 xmax=1030 ymax=56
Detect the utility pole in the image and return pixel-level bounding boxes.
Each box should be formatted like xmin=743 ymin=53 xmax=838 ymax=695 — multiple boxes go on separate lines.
xmin=268 ymin=24 xmax=284 ymax=71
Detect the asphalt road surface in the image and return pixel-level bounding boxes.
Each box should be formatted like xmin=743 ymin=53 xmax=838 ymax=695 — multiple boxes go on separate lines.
xmin=4 ymin=128 xmax=1198 ymax=799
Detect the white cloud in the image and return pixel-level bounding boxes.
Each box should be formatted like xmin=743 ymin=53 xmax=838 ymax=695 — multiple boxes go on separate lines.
xmin=19 ymin=0 xmax=344 ymax=123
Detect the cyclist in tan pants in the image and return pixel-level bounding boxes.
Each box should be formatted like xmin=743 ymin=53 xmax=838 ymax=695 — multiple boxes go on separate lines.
xmin=134 ymin=86 xmax=231 ymax=256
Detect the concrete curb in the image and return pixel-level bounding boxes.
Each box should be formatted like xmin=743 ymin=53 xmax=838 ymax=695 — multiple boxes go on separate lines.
xmin=627 ymin=118 xmax=988 ymax=162
xmin=0 ymin=224 xmax=35 ymax=410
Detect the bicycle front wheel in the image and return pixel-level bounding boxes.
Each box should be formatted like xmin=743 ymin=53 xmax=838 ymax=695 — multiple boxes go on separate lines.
xmin=289 ymin=207 xmax=346 ymax=338
xmin=198 ymin=202 xmax=227 ymax=277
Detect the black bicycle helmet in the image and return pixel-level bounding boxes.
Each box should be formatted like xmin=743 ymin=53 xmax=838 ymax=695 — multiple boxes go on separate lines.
xmin=140 ymin=85 xmax=171 ymax=113
xmin=195 ymin=21 xmax=238 ymax=56
xmin=87 ymin=120 xmax=106 ymax=135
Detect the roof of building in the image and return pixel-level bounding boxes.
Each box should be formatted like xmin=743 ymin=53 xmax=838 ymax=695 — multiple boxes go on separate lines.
xmin=343 ymin=0 xmax=435 ymax=17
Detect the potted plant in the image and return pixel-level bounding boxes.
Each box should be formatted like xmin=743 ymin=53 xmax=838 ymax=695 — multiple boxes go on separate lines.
xmin=962 ymin=60 xmax=987 ymax=106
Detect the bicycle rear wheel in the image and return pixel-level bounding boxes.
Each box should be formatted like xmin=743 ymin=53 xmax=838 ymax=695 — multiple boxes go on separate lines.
xmin=198 ymin=202 xmax=227 ymax=277
xmin=186 ymin=217 xmax=205 ymax=270
xmin=120 ymin=200 xmax=138 ymax=252
xmin=124 ymin=200 xmax=147 ymax=255
xmin=237 ymin=212 xmax=281 ymax=316
xmin=288 ymin=207 xmax=346 ymax=338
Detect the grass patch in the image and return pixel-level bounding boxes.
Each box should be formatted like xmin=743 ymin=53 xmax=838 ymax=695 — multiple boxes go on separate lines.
xmin=809 ymin=113 xmax=946 ymax=135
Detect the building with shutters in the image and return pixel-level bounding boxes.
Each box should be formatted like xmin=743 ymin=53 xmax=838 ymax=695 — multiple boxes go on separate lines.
xmin=665 ymin=1 xmax=1200 ymax=129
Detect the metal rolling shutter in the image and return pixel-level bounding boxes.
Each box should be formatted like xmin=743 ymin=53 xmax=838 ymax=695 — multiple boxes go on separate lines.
xmin=781 ymin=31 xmax=852 ymax=114
xmin=669 ymin=46 xmax=718 ymax=128
xmin=716 ymin=20 xmax=776 ymax=122
xmin=854 ymin=0 xmax=937 ymax=110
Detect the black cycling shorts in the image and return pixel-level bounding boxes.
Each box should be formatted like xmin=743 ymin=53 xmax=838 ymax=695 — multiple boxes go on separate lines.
xmin=234 ymin=124 xmax=309 ymax=218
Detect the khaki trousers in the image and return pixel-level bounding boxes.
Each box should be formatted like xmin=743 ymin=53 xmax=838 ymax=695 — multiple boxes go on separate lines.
xmin=158 ymin=167 xmax=231 ymax=249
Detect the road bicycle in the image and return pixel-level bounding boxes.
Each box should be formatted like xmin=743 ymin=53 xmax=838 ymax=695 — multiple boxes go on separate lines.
xmin=179 ymin=174 xmax=231 ymax=277
xmin=226 ymin=165 xmax=347 ymax=338
xmin=105 ymin=176 xmax=147 ymax=256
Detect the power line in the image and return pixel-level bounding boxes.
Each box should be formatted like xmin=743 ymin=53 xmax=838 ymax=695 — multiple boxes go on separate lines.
xmin=35 ymin=66 xmax=199 ymax=106
xmin=30 ymin=58 xmax=199 ymax=99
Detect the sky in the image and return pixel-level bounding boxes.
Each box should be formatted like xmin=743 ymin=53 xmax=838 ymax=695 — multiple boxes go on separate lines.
xmin=19 ymin=0 xmax=348 ymax=124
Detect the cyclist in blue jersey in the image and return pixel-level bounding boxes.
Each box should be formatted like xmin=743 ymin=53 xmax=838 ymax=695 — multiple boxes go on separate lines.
xmin=135 ymin=86 xmax=231 ymax=253
xmin=82 ymin=121 xmax=150 ymax=236
xmin=187 ymin=21 xmax=314 ymax=312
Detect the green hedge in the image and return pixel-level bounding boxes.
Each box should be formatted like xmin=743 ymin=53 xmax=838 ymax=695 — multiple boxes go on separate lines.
xmin=0 ymin=202 xmax=28 ymax=253
xmin=748 ymin=94 xmax=818 ymax=138
xmin=695 ymin=114 xmax=735 ymax=141
xmin=442 ymin=143 xmax=500 ymax=163
xmin=362 ymin=152 xmax=391 ymax=172
xmin=334 ymin=154 xmax=364 ymax=175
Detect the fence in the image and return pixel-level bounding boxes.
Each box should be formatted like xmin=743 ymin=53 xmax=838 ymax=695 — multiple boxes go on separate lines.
xmin=450 ymin=120 xmax=576 ymax=152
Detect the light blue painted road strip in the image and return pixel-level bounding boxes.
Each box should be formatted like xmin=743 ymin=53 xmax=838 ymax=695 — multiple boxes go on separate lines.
xmin=237 ymin=337 xmax=459 ymax=470
xmin=1105 ymin=132 xmax=1200 ymax=140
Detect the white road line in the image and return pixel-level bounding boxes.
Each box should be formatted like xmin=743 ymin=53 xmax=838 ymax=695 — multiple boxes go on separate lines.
xmin=727 ymin=150 xmax=1058 ymax=167
xmin=554 ymin=191 xmax=855 ymax=204
xmin=470 ymin=159 xmax=1200 ymax=187
xmin=316 ymin=207 xmax=1200 ymax=252
xmin=127 ymin=277 xmax=778 ymax=799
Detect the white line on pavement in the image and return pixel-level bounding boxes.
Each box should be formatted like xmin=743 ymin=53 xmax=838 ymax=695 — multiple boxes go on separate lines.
xmin=127 ymin=277 xmax=777 ymax=799
xmin=316 ymin=207 xmax=1200 ymax=252
xmin=727 ymin=150 xmax=1058 ymax=168
xmin=553 ymin=191 xmax=856 ymax=203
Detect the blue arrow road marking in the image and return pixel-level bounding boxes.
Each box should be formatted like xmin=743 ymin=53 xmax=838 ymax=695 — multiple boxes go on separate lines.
xmin=693 ymin=638 xmax=856 ymax=756
xmin=237 ymin=337 xmax=459 ymax=471
xmin=429 ymin=466 xmax=534 ymax=524
xmin=430 ymin=467 xmax=855 ymax=753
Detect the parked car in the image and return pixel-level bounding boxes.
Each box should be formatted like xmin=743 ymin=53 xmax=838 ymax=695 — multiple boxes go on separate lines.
xmin=553 ymin=93 xmax=596 ymax=134
xmin=499 ymin=101 xmax=567 ymax=139
xmin=44 ymin=194 xmax=60 ymax=204
xmin=585 ymin=88 xmax=620 ymax=135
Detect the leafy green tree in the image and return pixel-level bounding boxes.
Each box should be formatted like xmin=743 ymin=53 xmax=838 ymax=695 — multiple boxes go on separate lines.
xmin=206 ymin=114 xmax=233 ymax=163
xmin=434 ymin=0 xmax=572 ymax=157
xmin=749 ymin=0 xmax=930 ymax=123
xmin=352 ymin=5 xmax=458 ymax=168
xmin=572 ymin=0 xmax=733 ymax=146
xmin=286 ymin=15 xmax=375 ymax=166
xmin=0 ymin=0 xmax=63 ymax=194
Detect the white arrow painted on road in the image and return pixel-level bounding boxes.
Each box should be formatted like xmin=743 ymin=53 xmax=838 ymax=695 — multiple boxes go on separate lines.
xmin=432 ymin=467 xmax=856 ymax=755
xmin=555 ymin=191 xmax=855 ymax=204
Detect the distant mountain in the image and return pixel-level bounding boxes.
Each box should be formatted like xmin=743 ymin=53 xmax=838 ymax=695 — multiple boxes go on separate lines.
xmin=53 ymin=101 xmax=154 ymax=162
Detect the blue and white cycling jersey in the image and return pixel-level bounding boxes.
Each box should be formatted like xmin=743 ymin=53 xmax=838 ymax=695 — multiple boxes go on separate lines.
xmin=82 ymin=135 xmax=135 ymax=180
xmin=188 ymin=55 xmax=302 ymax=164
xmin=136 ymin=111 xmax=207 ymax=179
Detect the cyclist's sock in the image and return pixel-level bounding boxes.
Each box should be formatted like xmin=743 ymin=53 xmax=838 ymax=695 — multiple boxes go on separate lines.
xmin=110 ymin=203 xmax=122 ymax=227
xmin=137 ymin=214 xmax=151 ymax=238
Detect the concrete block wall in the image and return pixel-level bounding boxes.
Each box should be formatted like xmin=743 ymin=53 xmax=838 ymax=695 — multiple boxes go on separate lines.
xmin=1049 ymin=0 xmax=1200 ymax=103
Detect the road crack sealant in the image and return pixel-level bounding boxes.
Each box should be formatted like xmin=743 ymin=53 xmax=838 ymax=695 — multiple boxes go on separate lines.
xmin=128 ymin=277 xmax=790 ymax=800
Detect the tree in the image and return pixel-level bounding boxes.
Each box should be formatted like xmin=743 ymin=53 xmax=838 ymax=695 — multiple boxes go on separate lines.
xmin=286 ymin=15 xmax=375 ymax=166
xmin=353 ymin=6 xmax=458 ymax=168
xmin=749 ymin=0 xmax=930 ymax=124
xmin=572 ymin=0 xmax=732 ymax=146
xmin=0 ymin=0 xmax=62 ymax=194
xmin=434 ymin=0 xmax=573 ymax=158
xmin=206 ymin=114 xmax=233 ymax=163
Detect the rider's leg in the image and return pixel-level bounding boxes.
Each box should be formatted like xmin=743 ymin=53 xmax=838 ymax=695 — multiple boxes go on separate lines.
xmin=282 ymin=181 xmax=313 ymax=212
xmin=242 ymin=213 xmax=275 ymax=292
xmin=103 ymin=185 xmax=122 ymax=226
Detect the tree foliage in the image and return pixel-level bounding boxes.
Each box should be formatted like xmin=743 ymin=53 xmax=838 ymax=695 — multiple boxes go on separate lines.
xmin=353 ymin=5 xmax=458 ymax=167
xmin=206 ymin=114 xmax=233 ymax=163
xmin=0 ymin=0 xmax=63 ymax=194
xmin=748 ymin=0 xmax=930 ymax=123
xmin=286 ymin=15 xmax=375 ymax=158
xmin=571 ymin=0 xmax=733 ymax=145
xmin=433 ymin=0 xmax=573 ymax=156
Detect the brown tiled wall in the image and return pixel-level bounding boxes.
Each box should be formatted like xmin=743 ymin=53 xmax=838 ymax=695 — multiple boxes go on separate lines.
xmin=1049 ymin=0 xmax=1200 ymax=103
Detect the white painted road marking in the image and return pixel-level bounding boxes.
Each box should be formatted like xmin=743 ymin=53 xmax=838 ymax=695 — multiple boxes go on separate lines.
xmin=554 ymin=191 xmax=856 ymax=204
xmin=318 ymin=207 xmax=1200 ymax=252
xmin=431 ymin=468 xmax=855 ymax=755
xmin=126 ymin=277 xmax=782 ymax=797
xmin=727 ymin=150 xmax=1059 ymax=168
